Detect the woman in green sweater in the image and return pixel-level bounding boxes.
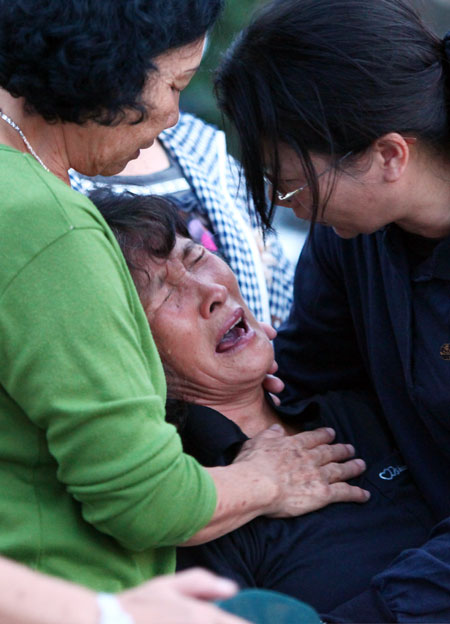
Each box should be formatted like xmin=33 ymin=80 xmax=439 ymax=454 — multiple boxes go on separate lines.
xmin=0 ymin=0 xmax=367 ymax=595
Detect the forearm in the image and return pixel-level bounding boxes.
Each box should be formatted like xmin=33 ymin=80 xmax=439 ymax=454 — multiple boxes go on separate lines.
xmin=181 ymin=463 xmax=275 ymax=545
xmin=0 ymin=558 xmax=97 ymax=624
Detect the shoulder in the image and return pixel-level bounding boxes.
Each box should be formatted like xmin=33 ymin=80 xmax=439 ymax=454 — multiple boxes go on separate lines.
xmin=0 ymin=149 xmax=114 ymax=291
xmin=305 ymin=225 xmax=381 ymax=271
xmin=0 ymin=148 xmax=103 ymax=228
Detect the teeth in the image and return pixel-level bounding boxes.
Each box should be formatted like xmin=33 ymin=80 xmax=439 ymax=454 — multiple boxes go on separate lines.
xmin=229 ymin=317 xmax=241 ymax=331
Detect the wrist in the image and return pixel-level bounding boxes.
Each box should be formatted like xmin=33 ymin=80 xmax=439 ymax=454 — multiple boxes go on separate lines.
xmin=228 ymin=460 xmax=279 ymax=514
xmin=97 ymin=593 xmax=134 ymax=624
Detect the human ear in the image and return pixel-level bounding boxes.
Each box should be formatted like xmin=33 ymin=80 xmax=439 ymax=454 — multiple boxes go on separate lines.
xmin=372 ymin=133 xmax=411 ymax=182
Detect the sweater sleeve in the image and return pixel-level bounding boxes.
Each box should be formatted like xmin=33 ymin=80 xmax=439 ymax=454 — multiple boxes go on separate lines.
xmin=0 ymin=226 xmax=216 ymax=551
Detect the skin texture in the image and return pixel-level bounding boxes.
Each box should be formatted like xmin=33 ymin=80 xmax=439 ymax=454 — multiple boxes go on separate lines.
xmin=0 ymin=558 xmax=248 ymax=624
xmin=144 ymin=237 xmax=276 ymax=408
xmin=0 ymin=38 xmax=205 ymax=183
xmin=0 ymin=31 xmax=366 ymax=552
xmin=141 ymin=236 xmax=369 ymax=546
xmin=269 ymin=134 xmax=450 ymax=239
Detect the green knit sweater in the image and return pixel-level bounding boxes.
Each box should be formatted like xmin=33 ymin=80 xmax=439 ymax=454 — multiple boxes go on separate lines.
xmin=0 ymin=146 xmax=216 ymax=591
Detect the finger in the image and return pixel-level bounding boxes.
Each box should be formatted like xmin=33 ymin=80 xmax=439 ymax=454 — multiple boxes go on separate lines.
xmin=259 ymin=322 xmax=277 ymax=340
xmin=323 ymin=458 xmax=366 ymax=483
xmin=262 ymin=373 xmax=284 ymax=394
xmin=313 ymin=442 xmax=356 ymax=466
xmin=253 ymin=424 xmax=286 ymax=438
xmin=166 ymin=569 xmax=239 ymax=600
xmin=329 ymin=482 xmax=371 ymax=504
xmin=268 ymin=392 xmax=281 ymax=407
xmin=269 ymin=424 xmax=284 ymax=433
xmin=215 ymin=608 xmax=253 ymax=624
xmin=268 ymin=359 xmax=278 ymax=375
xmin=237 ymin=426 xmax=286 ymax=453
xmin=293 ymin=427 xmax=336 ymax=448
xmin=213 ymin=604 xmax=253 ymax=624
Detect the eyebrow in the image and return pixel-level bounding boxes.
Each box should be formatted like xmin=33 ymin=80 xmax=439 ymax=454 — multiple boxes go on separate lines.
xmin=151 ymin=241 xmax=199 ymax=294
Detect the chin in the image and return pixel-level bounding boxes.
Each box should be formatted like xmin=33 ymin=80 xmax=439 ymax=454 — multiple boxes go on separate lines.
xmin=332 ymin=226 xmax=360 ymax=239
xmin=230 ymin=333 xmax=274 ymax=377
xmin=98 ymin=155 xmax=136 ymax=177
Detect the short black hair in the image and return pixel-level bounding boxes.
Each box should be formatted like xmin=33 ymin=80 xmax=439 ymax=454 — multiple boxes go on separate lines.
xmin=89 ymin=190 xmax=189 ymax=305
xmin=215 ymin=0 xmax=447 ymax=227
xmin=0 ymin=0 xmax=223 ymax=125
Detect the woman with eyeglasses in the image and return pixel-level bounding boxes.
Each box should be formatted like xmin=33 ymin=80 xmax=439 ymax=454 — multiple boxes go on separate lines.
xmin=216 ymin=0 xmax=450 ymax=621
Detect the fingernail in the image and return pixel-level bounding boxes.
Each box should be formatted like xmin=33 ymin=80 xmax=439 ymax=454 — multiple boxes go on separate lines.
xmin=356 ymin=459 xmax=366 ymax=468
xmin=346 ymin=444 xmax=355 ymax=454
xmin=269 ymin=424 xmax=283 ymax=432
xmin=364 ymin=490 xmax=371 ymax=499
xmin=325 ymin=428 xmax=335 ymax=436
xmin=217 ymin=578 xmax=239 ymax=592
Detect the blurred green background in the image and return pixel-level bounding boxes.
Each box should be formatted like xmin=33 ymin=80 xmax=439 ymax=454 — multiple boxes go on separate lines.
xmin=181 ymin=0 xmax=450 ymax=131
xmin=180 ymin=0 xmax=260 ymax=128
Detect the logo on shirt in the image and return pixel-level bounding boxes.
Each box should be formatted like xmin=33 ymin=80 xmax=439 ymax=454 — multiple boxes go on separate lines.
xmin=440 ymin=343 xmax=450 ymax=361
xmin=379 ymin=465 xmax=408 ymax=481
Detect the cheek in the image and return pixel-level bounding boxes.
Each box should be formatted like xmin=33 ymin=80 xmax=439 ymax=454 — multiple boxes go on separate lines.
xmin=146 ymin=92 xmax=179 ymax=132
xmin=152 ymin=315 xmax=201 ymax=364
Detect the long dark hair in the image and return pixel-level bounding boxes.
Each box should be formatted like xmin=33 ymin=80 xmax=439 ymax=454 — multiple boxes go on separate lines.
xmin=215 ymin=0 xmax=449 ymax=227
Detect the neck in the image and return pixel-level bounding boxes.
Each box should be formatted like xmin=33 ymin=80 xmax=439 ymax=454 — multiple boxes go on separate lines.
xmin=0 ymin=89 xmax=71 ymax=185
xmin=199 ymin=385 xmax=287 ymax=438
xmin=396 ymin=152 xmax=450 ymax=238
xmin=118 ymin=139 xmax=170 ymax=176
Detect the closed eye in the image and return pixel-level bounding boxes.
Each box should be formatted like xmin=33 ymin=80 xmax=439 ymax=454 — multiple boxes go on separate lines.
xmin=190 ymin=248 xmax=205 ymax=267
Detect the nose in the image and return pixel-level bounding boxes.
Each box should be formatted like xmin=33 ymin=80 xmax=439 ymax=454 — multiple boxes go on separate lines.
xmin=165 ymin=93 xmax=181 ymax=129
xmin=199 ymin=281 xmax=228 ymax=318
xmin=166 ymin=107 xmax=180 ymax=129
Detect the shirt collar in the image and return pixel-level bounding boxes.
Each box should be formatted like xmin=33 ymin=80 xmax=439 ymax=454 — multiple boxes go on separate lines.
xmin=182 ymin=404 xmax=248 ymax=466
xmin=383 ymin=225 xmax=450 ymax=281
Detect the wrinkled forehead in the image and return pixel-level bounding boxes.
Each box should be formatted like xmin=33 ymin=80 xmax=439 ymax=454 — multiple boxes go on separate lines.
xmin=146 ymin=234 xmax=196 ymax=284
xmin=141 ymin=235 xmax=203 ymax=310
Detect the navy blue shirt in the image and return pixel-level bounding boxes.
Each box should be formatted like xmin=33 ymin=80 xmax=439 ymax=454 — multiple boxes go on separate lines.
xmin=275 ymin=224 xmax=450 ymax=622
xmin=177 ymin=391 xmax=433 ymax=614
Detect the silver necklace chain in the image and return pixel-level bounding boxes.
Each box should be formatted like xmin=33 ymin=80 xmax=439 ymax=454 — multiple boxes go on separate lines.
xmin=0 ymin=109 xmax=50 ymax=172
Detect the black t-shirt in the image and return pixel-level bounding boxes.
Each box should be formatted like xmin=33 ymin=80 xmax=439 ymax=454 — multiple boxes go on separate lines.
xmin=177 ymin=391 xmax=434 ymax=612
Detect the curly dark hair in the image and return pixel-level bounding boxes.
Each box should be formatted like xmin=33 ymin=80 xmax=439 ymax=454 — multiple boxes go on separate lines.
xmin=0 ymin=0 xmax=223 ymax=125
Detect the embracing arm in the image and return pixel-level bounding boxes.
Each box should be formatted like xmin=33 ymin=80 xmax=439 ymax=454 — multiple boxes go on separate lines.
xmin=0 ymin=557 xmax=246 ymax=624
xmin=0 ymin=557 xmax=97 ymax=624
xmin=0 ymin=223 xmax=216 ymax=550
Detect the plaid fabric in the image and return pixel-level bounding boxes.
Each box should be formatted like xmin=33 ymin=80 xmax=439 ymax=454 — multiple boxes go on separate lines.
xmin=70 ymin=112 xmax=294 ymax=324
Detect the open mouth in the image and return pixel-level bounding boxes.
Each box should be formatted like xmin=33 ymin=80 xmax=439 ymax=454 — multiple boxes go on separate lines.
xmin=216 ymin=309 xmax=251 ymax=353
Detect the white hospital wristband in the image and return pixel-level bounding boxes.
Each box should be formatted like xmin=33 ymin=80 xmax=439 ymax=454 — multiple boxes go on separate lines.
xmin=97 ymin=593 xmax=134 ymax=624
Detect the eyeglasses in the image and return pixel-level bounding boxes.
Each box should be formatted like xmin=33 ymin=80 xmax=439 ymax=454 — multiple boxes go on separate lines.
xmin=265 ymin=150 xmax=353 ymax=202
